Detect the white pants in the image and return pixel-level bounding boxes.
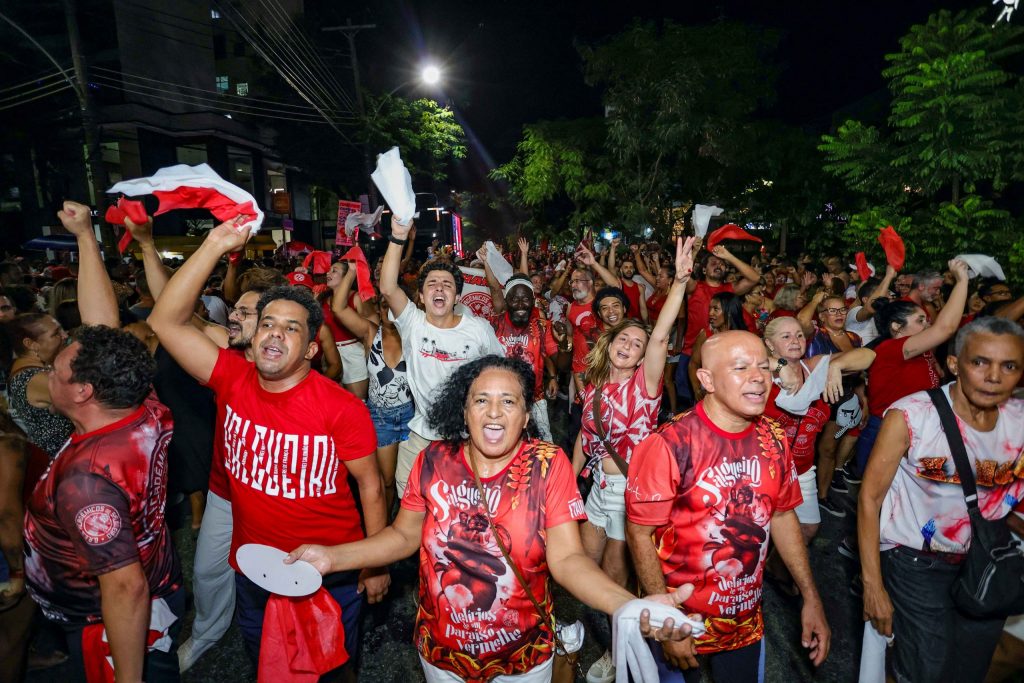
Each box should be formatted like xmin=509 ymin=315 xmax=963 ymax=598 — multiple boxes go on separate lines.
xmin=420 ymin=654 xmax=553 ymax=682
xmin=531 ymin=398 xmax=552 ymax=442
xmin=186 ymin=491 xmax=235 ymax=665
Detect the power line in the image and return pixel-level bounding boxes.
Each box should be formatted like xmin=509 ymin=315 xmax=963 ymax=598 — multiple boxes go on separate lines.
xmin=0 ymin=69 xmax=65 ymax=94
xmin=91 ymin=65 xmax=353 ymax=117
xmin=89 ymin=74 xmax=331 ymax=122
xmin=0 ymin=83 xmax=73 ymax=111
xmin=91 ymin=79 xmax=332 ymax=124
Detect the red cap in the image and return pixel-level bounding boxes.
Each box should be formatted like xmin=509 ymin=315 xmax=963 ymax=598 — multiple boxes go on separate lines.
xmin=287 ymin=272 xmax=313 ymax=289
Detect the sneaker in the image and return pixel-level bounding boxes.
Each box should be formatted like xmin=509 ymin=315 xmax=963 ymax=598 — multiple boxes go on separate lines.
xmin=586 ymin=650 xmax=616 ymax=683
xmin=177 ymin=636 xmax=197 ymax=674
xmin=841 ymin=463 xmax=862 ymax=485
xmin=838 ymin=537 xmax=859 ymax=562
xmin=829 ymin=477 xmax=848 ymax=494
xmin=818 ymin=497 xmax=847 ymax=518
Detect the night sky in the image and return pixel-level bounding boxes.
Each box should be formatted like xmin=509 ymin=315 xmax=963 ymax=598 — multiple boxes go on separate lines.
xmin=343 ymin=0 xmax=987 ymax=166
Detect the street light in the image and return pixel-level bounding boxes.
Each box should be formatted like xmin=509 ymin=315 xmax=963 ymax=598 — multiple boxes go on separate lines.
xmin=421 ymin=64 xmax=441 ymax=85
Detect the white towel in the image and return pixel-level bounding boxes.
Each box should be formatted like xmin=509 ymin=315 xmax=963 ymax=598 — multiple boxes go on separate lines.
xmin=344 ymin=205 xmax=384 ymax=238
xmin=858 ymin=621 xmax=894 ymax=683
xmin=370 ymin=147 xmax=416 ymax=224
xmin=484 ymin=241 xmax=513 ymax=285
xmin=955 ymin=253 xmax=1006 ymax=281
xmin=774 ymin=355 xmax=831 ymax=415
xmin=612 ymin=599 xmax=705 ymax=683
xmin=692 ymin=204 xmax=724 ymax=238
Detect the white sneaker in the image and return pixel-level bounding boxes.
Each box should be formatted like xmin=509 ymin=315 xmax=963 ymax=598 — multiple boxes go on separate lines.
xmin=177 ymin=636 xmax=196 ymax=674
xmin=586 ymin=650 xmax=616 ymax=683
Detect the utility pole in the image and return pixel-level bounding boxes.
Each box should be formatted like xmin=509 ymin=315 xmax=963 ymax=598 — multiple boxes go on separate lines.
xmin=62 ymin=0 xmax=115 ymax=251
xmin=322 ymin=19 xmax=378 ymax=209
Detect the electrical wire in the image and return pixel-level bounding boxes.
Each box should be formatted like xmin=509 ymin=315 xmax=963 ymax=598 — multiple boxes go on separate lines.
xmin=0 ymin=70 xmax=64 ymax=95
xmin=0 ymin=84 xmax=73 ymax=111
xmin=0 ymin=79 xmax=76 ymax=105
xmin=91 ymin=79 xmax=332 ymax=124
xmin=89 ymin=74 xmax=330 ymax=122
xmin=90 ymin=65 xmax=353 ymax=117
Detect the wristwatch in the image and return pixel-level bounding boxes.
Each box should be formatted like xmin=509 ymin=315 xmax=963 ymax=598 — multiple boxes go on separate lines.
xmin=388 ymin=235 xmax=407 ymax=246
xmin=775 ymin=358 xmax=788 ymax=373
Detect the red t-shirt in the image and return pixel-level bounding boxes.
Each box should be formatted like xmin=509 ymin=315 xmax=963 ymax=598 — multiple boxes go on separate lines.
xmin=763 ymin=383 xmax=829 ymax=475
xmin=24 ymin=394 xmax=181 ymax=624
xmin=625 ymin=403 xmax=800 ymax=654
xmin=568 ymin=300 xmax=600 ymax=373
xmin=647 ymin=292 xmax=667 ymax=326
xmin=580 ymin=367 xmax=662 ymax=469
xmin=206 ymin=350 xmax=377 ymax=571
xmin=867 ymin=337 xmax=941 ymax=417
xmin=490 ymin=311 xmax=558 ymax=400
xmin=766 ymin=308 xmax=796 ymax=323
xmin=207 ymin=347 xmax=247 ymax=500
xmin=403 ymin=439 xmax=585 ymax=680
xmin=322 ymin=295 xmax=357 ymax=344
xmin=742 ymin=308 xmax=758 ymax=334
xmin=684 ymin=281 xmax=734 ymax=354
xmin=621 ymin=279 xmax=642 ymax=319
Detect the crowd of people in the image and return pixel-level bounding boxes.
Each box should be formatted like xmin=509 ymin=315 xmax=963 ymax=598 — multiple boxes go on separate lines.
xmin=0 ymin=199 xmax=1022 ymax=683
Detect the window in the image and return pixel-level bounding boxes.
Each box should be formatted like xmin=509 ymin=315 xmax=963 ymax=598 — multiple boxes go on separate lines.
xmin=227 ymin=148 xmax=254 ymax=194
xmin=176 ymin=143 xmax=208 ymax=166
xmin=236 ymin=82 xmax=249 ymax=97
xmin=215 ymin=75 xmax=229 ymax=93
xmin=210 ymin=9 xmax=220 ymax=19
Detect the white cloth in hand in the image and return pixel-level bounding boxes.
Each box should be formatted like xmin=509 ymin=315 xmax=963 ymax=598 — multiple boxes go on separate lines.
xmin=692 ymin=204 xmax=724 ymax=238
xmin=371 ymin=147 xmax=416 ymax=224
xmin=774 ymin=355 xmax=830 ymax=416
xmin=612 ymin=599 xmax=702 ymax=683
xmin=344 ymin=206 xmax=384 ymax=238
xmin=484 ymin=241 xmax=513 ymax=285
xmin=858 ymin=621 xmax=893 ymax=683
xmin=955 ymin=254 xmax=1006 ymax=281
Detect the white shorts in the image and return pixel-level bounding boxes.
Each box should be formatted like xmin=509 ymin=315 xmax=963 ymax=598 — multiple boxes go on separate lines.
xmin=584 ymin=472 xmax=627 ymax=541
xmin=420 ymin=653 xmax=553 ymax=682
xmin=794 ymin=467 xmax=821 ymax=525
xmin=336 ymin=340 xmax=369 ymax=384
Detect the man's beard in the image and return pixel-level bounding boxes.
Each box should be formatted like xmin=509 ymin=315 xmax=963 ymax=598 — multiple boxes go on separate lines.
xmin=572 ymin=289 xmax=588 ymax=301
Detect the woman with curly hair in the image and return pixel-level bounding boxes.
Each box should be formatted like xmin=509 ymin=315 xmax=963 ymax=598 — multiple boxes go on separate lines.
xmin=573 ymin=237 xmax=695 ymax=682
xmin=287 ymin=355 xmax=695 ymax=682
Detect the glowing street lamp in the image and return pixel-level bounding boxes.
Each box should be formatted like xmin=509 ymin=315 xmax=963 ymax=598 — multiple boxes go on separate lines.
xmin=421 ymin=65 xmax=441 ymax=85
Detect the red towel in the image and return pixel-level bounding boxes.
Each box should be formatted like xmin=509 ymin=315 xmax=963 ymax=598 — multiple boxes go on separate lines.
xmin=339 ymin=245 xmax=375 ymax=302
xmin=152 ymin=186 xmax=257 ymax=225
xmin=855 ymin=252 xmax=872 ymax=282
xmin=878 ymin=226 xmax=905 ymax=271
xmin=258 ymin=589 xmax=347 ymax=683
xmin=104 ymin=197 xmax=148 ymax=254
xmin=303 ymin=251 xmax=333 ymax=275
xmin=706 ymin=223 xmax=762 ymax=252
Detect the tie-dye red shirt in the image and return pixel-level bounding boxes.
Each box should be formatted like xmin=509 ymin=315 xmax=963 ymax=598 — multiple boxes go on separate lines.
xmin=626 ymin=403 xmax=800 ymax=654
xmin=402 ymin=439 xmax=585 ymax=680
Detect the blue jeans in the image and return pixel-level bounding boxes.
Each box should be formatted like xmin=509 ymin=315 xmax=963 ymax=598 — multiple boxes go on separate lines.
xmin=882 ymin=546 xmax=1005 ymax=683
xmin=652 ymin=638 xmax=764 ymax=683
xmin=234 ymin=571 xmax=363 ymax=670
xmin=855 ymin=414 xmax=883 ymax=477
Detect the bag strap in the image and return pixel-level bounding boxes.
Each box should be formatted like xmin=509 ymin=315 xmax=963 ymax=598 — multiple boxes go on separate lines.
xmin=927 ymin=387 xmax=979 ymax=510
xmin=465 ymin=446 xmax=559 ymax=638
xmin=591 ymin=388 xmax=630 ymax=476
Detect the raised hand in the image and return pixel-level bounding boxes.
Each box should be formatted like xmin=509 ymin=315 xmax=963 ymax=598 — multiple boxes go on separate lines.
xmin=575 ymin=245 xmax=596 ymax=266
xmin=391 ymin=217 xmax=414 ymax=241
xmin=518 ymin=237 xmax=529 ymax=254
xmin=948 ymin=258 xmax=969 ymax=281
xmin=674 ymin=236 xmax=697 ymax=283
xmin=56 ymin=200 xmax=95 ymax=238
xmin=125 ymin=215 xmax=154 ymax=245
xmin=206 ymin=216 xmax=253 ymax=255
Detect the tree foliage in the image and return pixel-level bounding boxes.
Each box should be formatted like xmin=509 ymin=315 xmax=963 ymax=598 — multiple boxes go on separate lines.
xmin=361 ymin=94 xmax=467 ymax=183
xmin=820 ymin=9 xmax=1024 ymax=279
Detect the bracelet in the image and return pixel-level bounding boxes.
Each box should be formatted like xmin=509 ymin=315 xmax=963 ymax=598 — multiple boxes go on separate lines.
xmin=388 ymin=235 xmax=407 ymax=246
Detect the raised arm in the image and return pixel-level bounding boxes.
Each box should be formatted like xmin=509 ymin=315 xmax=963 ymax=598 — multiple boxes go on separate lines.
xmin=57 ymin=201 xmax=119 ymax=327
xmin=576 ymin=245 xmax=620 ymax=288
xmin=797 ymin=290 xmax=827 ymax=337
xmin=332 ymin=267 xmax=376 ymax=344
xmin=995 ymin=295 xmax=1024 ymax=322
xmin=223 ymin=255 xmax=240 ymax=304
xmin=400 ymin=225 xmax=417 ymax=269
xmin=517 ymin=237 xmax=529 ymax=275
xmin=477 ymin=246 xmax=507 ymax=316
xmin=149 ymin=218 xmax=251 ymax=384
xmin=902 ymin=259 xmax=969 ymax=360
xmin=855 ymin=265 xmax=897 ymax=321
xmin=318 ymin=325 xmax=342 ymax=380
xmin=713 ymin=245 xmax=760 ymax=295
xmin=380 ymin=219 xmax=413 ymax=318
xmin=631 ymin=244 xmax=657 ymax=288
xmin=644 ymin=237 xmax=695 ymax=395
xmin=124 ymin=216 xmax=170 ymax=301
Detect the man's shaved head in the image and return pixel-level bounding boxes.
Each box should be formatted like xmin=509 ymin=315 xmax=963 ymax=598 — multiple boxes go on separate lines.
xmin=697 ymin=331 xmax=771 ymax=426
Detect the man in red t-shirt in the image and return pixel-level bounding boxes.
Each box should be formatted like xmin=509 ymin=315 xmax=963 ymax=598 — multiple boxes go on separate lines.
xmin=25 ymin=325 xmax=183 ymax=683
xmin=901 ymin=270 xmax=942 ymax=322
xmin=676 ymin=246 xmax=761 ymax=409
xmin=626 ymin=331 xmax=829 ymax=681
xmin=150 ymin=220 xmax=387 ymax=674
xmin=483 ymin=272 xmax=571 ymax=442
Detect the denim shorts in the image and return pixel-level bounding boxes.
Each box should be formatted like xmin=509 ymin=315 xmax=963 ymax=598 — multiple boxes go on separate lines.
xmin=369 ymin=401 xmax=413 ymax=447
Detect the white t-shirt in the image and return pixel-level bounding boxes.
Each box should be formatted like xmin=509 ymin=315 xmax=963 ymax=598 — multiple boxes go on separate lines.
xmin=845 ymin=306 xmax=879 ymax=346
xmin=878 ymin=383 xmax=1024 ymax=553
xmin=394 ymin=303 xmax=504 ymax=440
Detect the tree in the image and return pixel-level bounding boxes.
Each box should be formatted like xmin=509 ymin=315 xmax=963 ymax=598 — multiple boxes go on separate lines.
xmin=820 ymin=9 xmax=1024 ymax=277
xmin=360 ymin=94 xmax=467 ymax=184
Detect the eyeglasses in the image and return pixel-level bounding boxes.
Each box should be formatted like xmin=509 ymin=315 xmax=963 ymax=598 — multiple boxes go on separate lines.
xmin=824 ymin=307 xmax=848 ymax=315
xmin=229 ymin=307 xmax=256 ymax=320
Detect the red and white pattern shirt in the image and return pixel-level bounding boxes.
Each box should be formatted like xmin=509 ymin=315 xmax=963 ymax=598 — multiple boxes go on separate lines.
xmin=580 ymin=367 xmax=662 ymax=472
xmin=402 ymin=439 xmax=585 ymax=680
xmin=490 ymin=311 xmax=558 ymax=400
xmin=626 ymin=403 xmax=800 ymax=654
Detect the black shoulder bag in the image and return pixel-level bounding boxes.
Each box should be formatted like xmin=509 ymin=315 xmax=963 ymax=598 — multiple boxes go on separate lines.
xmin=927 ymin=387 xmax=1024 ymax=618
